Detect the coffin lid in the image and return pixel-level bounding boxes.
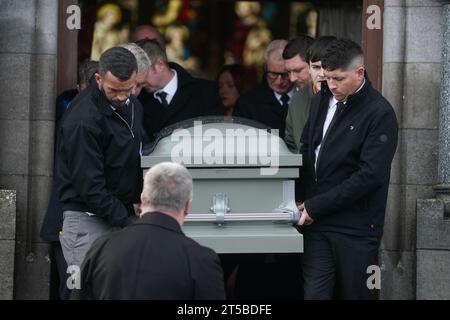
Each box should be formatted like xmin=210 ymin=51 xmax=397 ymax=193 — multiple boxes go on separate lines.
xmin=141 ymin=116 xmax=302 ymax=168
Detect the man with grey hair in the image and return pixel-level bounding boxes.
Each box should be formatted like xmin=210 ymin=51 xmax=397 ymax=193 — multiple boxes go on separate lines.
xmin=233 ymin=39 xmax=294 ymax=139
xmin=120 ymin=43 xmax=151 ymax=96
xmin=77 ymin=162 xmax=226 ymax=300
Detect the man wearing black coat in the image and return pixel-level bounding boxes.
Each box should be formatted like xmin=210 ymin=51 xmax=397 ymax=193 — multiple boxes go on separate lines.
xmin=136 ymin=39 xmax=224 ymax=143
xmin=77 ymin=162 xmax=225 ymax=300
xmin=233 ymin=39 xmax=294 ymax=139
xmin=56 ymin=47 xmax=144 ymax=271
xmin=297 ymin=39 xmax=398 ymax=299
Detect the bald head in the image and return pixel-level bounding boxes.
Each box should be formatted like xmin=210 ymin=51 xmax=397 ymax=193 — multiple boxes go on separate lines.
xmin=131 ymin=25 xmax=165 ymax=49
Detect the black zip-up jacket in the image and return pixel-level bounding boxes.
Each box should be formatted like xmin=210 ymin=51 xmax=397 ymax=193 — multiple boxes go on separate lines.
xmin=56 ymin=82 xmax=144 ymax=227
xmin=299 ymin=78 xmax=398 ymax=237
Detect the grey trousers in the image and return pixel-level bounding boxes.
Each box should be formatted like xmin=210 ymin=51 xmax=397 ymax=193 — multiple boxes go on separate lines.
xmin=59 ymin=210 xmax=114 ymax=268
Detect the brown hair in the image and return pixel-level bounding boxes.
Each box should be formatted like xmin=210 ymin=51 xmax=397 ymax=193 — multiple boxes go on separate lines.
xmin=216 ymin=64 xmax=250 ymax=95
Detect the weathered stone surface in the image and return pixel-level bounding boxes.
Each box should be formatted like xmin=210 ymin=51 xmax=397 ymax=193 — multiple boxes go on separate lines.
xmin=0 ymin=189 xmax=16 ymax=300
xmin=0 ymin=120 xmax=30 ymax=176
xmin=385 ymin=0 xmax=405 ymax=7
xmin=0 ymin=54 xmax=31 ymax=121
xmin=383 ymin=184 xmax=402 ymax=251
xmin=403 ymin=185 xmax=435 ymax=249
xmin=382 ymin=62 xmax=405 ymax=126
xmin=405 ymin=6 xmax=442 ymax=63
xmin=14 ymin=242 xmax=50 ymax=300
xmin=0 ymin=190 xmax=16 ymax=240
xmin=403 ymin=63 xmax=440 ymax=129
xmin=29 ymin=121 xmax=55 ymax=177
xmin=380 ymin=249 xmax=416 ymax=299
xmin=383 ymin=7 xmax=407 ymax=63
xmin=402 ymin=129 xmax=438 ymax=185
xmin=417 ymin=249 xmax=450 ymax=299
xmin=30 ymin=55 xmax=57 ymax=121
xmin=417 ymin=199 xmax=450 ymax=249
xmin=0 ymin=240 xmax=15 ymax=300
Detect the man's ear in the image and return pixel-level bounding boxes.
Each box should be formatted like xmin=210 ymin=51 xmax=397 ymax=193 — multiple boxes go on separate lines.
xmin=140 ymin=193 xmax=145 ymax=204
xmin=154 ymin=58 xmax=165 ymax=72
xmin=356 ymin=66 xmax=365 ymax=79
xmin=183 ymin=198 xmax=192 ymax=217
xmin=95 ymin=73 xmax=102 ymax=86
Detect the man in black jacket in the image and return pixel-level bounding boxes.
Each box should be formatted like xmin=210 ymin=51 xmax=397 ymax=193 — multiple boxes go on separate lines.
xmin=136 ymin=39 xmax=224 ymax=143
xmin=77 ymin=162 xmax=226 ymax=300
xmin=56 ymin=47 xmax=144 ymax=271
xmin=233 ymin=39 xmax=295 ymax=139
xmin=297 ymin=39 xmax=398 ymax=299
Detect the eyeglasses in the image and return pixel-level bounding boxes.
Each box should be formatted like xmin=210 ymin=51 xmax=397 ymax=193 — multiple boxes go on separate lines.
xmin=266 ymin=71 xmax=289 ymax=81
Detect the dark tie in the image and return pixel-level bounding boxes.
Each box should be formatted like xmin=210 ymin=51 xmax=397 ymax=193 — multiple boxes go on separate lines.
xmin=156 ymin=91 xmax=169 ymax=108
xmin=323 ymin=101 xmax=345 ymax=141
xmin=315 ymin=101 xmax=345 ymax=170
xmin=281 ymin=93 xmax=290 ymax=108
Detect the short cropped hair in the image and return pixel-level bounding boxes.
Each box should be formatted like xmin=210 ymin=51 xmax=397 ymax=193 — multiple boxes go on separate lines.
xmin=135 ymin=38 xmax=168 ymax=64
xmin=321 ymin=38 xmax=364 ymax=71
xmin=119 ymin=43 xmax=151 ymax=73
xmin=98 ymin=46 xmax=138 ymax=81
xmin=130 ymin=25 xmax=166 ymax=49
xmin=142 ymin=162 xmax=193 ymax=214
xmin=282 ymin=35 xmax=314 ymax=61
xmin=306 ymin=35 xmax=337 ymax=63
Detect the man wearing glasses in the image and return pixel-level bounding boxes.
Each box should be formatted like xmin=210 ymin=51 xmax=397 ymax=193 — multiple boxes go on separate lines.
xmin=233 ymin=39 xmax=294 ymax=139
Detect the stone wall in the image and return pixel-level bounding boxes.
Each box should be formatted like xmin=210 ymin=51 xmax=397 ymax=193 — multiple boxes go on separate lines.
xmin=416 ymin=199 xmax=450 ymax=299
xmin=0 ymin=190 xmax=16 ymax=300
xmin=381 ymin=0 xmax=445 ymax=299
xmin=0 ymin=0 xmax=58 ymax=299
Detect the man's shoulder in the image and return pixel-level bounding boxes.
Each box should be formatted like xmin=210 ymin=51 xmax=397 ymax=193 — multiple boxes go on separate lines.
xmin=237 ymin=83 xmax=272 ymax=106
xmin=183 ymin=235 xmax=218 ymax=258
xmin=179 ymin=74 xmax=218 ymax=94
xmin=365 ymin=87 xmax=396 ymax=115
xmin=291 ymin=85 xmax=313 ymax=105
xmin=61 ymin=93 xmax=98 ymax=126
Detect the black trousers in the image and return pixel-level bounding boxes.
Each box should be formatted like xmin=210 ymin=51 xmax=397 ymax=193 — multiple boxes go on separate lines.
xmin=49 ymin=241 xmax=71 ymax=300
xmin=233 ymin=253 xmax=303 ymax=300
xmin=301 ymin=231 xmax=380 ymax=300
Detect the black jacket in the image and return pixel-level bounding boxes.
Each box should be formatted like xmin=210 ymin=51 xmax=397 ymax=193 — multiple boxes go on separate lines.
xmin=56 ymin=82 xmax=144 ymax=227
xmin=77 ymin=212 xmax=226 ymax=300
xmin=138 ymin=62 xmax=224 ymax=142
xmin=299 ymin=79 xmax=398 ymax=237
xmin=40 ymin=90 xmax=79 ymax=241
xmin=232 ymin=80 xmax=288 ymax=139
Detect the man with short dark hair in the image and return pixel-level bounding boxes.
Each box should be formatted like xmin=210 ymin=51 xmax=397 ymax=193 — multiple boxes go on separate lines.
xmin=136 ymin=39 xmax=224 ymax=143
xmin=305 ymin=36 xmax=337 ymax=93
xmin=77 ymin=162 xmax=226 ymax=300
xmin=40 ymin=59 xmax=99 ymax=300
xmin=297 ymin=39 xmax=398 ymax=299
xmin=57 ymin=47 xmax=144 ymax=271
xmin=282 ymin=35 xmax=314 ymax=154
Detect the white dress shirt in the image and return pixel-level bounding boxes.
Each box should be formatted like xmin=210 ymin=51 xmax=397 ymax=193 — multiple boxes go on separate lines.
xmin=154 ymin=69 xmax=178 ymax=105
xmin=314 ymin=79 xmax=366 ymax=170
xmin=274 ymin=87 xmax=295 ymax=106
